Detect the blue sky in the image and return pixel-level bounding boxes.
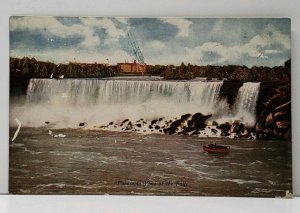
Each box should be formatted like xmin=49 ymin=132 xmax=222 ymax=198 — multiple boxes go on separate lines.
xmin=10 ymin=17 xmax=290 ymax=67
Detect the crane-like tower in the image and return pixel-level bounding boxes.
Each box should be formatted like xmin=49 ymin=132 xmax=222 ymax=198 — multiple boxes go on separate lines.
xmin=127 ymin=30 xmax=145 ymax=65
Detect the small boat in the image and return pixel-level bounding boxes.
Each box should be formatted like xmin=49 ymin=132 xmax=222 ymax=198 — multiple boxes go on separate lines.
xmin=203 ymin=143 xmax=230 ymax=154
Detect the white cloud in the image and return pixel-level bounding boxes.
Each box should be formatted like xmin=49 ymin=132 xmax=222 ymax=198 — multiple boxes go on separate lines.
xmin=246 ymin=24 xmax=290 ymax=51
xmin=79 ymin=17 xmax=126 ymax=39
xmin=264 ymin=49 xmax=281 ymax=54
xmin=10 ymin=17 xmax=128 ymax=49
xmin=11 ymin=17 xmax=82 ymax=38
xmin=161 ymin=18 xmax=192 ymax=37
xmin=181 ymin=24 xmax=290 ymax=65
xmin=149 ymin=40 xmax=166 ymax=50
xmin=10 ymin=18 xmax=290 ymax=67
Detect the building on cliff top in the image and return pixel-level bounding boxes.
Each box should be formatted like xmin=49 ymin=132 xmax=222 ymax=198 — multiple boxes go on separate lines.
xmin=117 ymin=60 xmax=146 ymax=74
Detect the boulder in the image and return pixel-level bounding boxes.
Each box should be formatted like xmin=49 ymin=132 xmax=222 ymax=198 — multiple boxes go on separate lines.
xmin=274 ymin=111 xmax=289 ymax=121
xmin=255 ymin=122 xmax=264 ymax=132
xmin=217 ymin=122 xmax=231 ymax=132
xmin=276 ymin=120 xmax=289 ymax=129
xmin=212 ymin=121 xmax=218 ymax=126
xmin=164 ymin=113 xmax=210 ymax=135
xmin=151 ymin=119 xmax=158 ymax=125
xmin=230 ymin=121 xmax=240 ymax=133
xmin=121 ymin=119 xmax=129 ymax=125
xmin=79 ymin=122 xmax=87 ymax=127
xmin=236 ymin=123 xmax=245 ymax=132
xmin=241 ymin=128 xmax=249 ymax=137
xmin=265 ymin=113 xmax=274 ymax=127
xmin=164 ymin=119 xmax=182 ymax=135
xmin=181 ymin=113 xmax=192 ymax=120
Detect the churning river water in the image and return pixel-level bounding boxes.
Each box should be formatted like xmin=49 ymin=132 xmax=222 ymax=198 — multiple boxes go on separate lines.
xmin=9 ymin=128 xmax=292 ymax=197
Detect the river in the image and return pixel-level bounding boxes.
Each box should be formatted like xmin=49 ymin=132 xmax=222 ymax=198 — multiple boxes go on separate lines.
xmin=9 ymin=127 xmax=292 ymax=197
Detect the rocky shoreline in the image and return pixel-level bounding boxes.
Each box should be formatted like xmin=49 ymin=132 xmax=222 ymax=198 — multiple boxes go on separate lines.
xmin=94 ymin=81 xmax=291 ymax=141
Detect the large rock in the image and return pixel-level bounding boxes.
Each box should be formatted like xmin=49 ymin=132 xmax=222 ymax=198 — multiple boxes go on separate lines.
xmin=276 ymin=120 xmax=289 ymax=129
xmin=217 ymin=122 xmax=231 ymax=136
xmin=274 ymin=111 xmax=289 ymax=121
xmin=265 ymin=113 xmax=274 ymax=127
xmin=164 ymin=113 xmax=192 ymax=135
xmin=230 ymin=120 xmax=240 ymax=133
xmin=217 ymin=122 xmax=231 ymax=131
xmin=166 ymin=112 xmax=212 ymax=135
xmin=255 ymin=121 xmax=264 ymax=132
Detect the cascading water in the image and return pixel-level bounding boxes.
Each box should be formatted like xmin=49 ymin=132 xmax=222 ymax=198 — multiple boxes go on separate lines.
xmin=233 ymin=82 xmax=261 ymax=126
xmin=26 ymin=79 xmax=223 ymax=105
xmin=21 ymin=78 xmax=223 ymax=128
xmin=12 ymin=78 xmax=261 ymax=129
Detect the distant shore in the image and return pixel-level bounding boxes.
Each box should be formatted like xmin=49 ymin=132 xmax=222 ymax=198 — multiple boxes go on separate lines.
xmin=10 ymin=57 xmax=291 ymax=82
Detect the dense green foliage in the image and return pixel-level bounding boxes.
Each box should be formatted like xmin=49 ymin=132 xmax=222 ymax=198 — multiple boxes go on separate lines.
xmin=10 ymin=57 xmax=291 ymax=83
xmin=147 ymin=61 xmax=291 ymax=83
xmin=10 ymin=57 xmax=117 ymax=78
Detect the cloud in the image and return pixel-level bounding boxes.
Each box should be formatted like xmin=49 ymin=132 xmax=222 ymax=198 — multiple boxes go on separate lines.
xmin=129 ymin=18 xmax=178 ymax=42
xmin=182 ymin=24 xmax=290 ymax=66
xmin=79 ymin=17 xmax=126 ymax=39
xmin=11 ymin=17 xmax=82 ymax=38
xmin=10 ymin=17 xmax=128 ymax=49
xmin=10 ymin=18 xmax=291 ymax=67
xmin=247 ymin=24 xmax=290 ymax=50
xmin=161 ymin=18 xmax=192 ymax=37
xmin=10 ymin=17 xmax=100 ymax=48
xmin=264 ymin=49 xmax=281 ymax=54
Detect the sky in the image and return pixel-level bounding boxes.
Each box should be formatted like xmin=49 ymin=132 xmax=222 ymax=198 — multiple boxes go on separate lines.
xmin=10 ymin=17 xmax=291 ymax=67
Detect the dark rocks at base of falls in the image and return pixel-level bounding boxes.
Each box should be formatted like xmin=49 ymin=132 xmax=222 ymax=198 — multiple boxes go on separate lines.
xmin=97 ymin=113 xmax=214 ymax=136
xmin=255 ymin=84 xmax=291 ymax=141
xmin=217 ymin=120 xmax=251 ymax=139
xmin=218 ymin=80 xmax=291 ymax=141
xmin=164 ymin=113 xmax=212 ymax=135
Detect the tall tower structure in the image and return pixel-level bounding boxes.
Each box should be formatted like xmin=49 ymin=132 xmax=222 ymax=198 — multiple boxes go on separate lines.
xmin=127 ymin=30 xmax=145 ymax=65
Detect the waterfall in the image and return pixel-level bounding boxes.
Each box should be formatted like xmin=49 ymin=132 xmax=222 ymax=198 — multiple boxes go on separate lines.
xmin=233 ymin=82 xmax=261 ymax=126
xmin=27 ymin=79 xmax=223 ymax=105
xmin=12 ymin=79 xmax=261 ymax=128
xmin=22 ymin=78 xmax=223 ymax=128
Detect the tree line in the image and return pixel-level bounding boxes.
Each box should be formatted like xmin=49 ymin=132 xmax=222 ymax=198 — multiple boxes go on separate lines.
xmin=10 ymin=57 xmax=117 ymax=78
xmin=10 ymin=57 xmax=291 ymax=83
xmin=147 ymin=60 xmax=291 ymax=83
